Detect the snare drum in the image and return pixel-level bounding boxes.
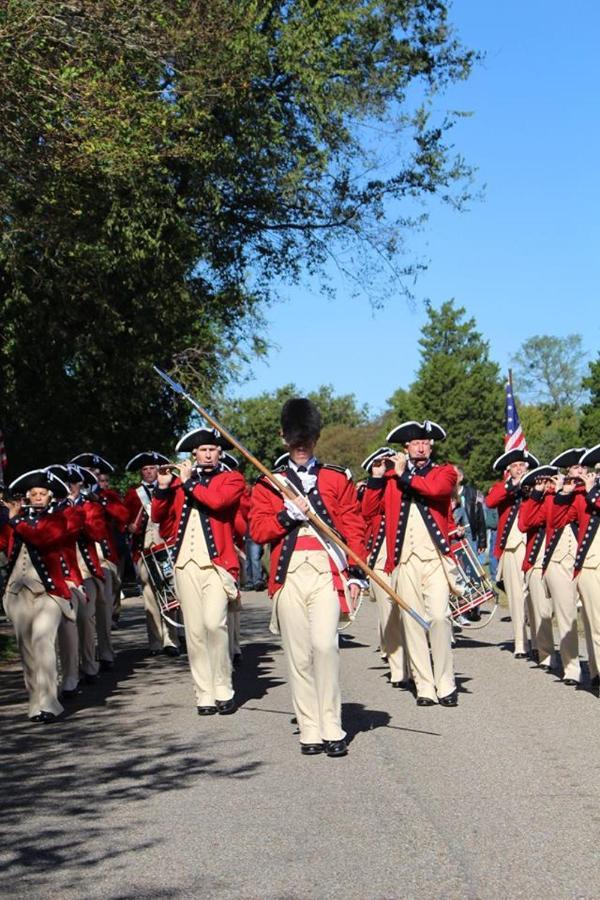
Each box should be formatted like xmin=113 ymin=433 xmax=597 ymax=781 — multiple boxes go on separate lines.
xmin=141 ymin=541 xmax=184 ymax=629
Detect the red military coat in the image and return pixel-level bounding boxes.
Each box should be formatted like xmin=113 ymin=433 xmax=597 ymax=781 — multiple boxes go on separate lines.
xmin=61 ymin=499 xmax=106 ymax=582
xmin=123 ymin=483 xmax=155 ymax=563
xmin=151 ymin=467 xmax=245 ymax=578
xmin=518 ymin=490 xmax=553 ymax=572
xmin=4 ymin=506 xmax=74 ymax=600
xmin=550 ymin=482 xmax=600 ymax=573
xmin=96 ymin=488 xmax=129 ymax=563
xmin=485 ymin=479 xmax=523 ymax=559
xmin=249 ymin=462 xmax=366 ymax=597
xmin=361 ymin=461 xmax=456 ymax=574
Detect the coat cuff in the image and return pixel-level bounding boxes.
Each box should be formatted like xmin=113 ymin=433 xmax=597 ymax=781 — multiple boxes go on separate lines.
xmin=347 ymin=565 xmax=364 ymax=580
xmin=554 ymin=492 xmax=572 ymax=505
xmin=366 ymin=476 xmax=386 ymax=489
xmin=276 ymin=509 xmax=298 ymax=531
xmin=9 ymin=515 xmax=24 ymax=527
xmin=530 ymin=489 xmax=545 ymax=502
xmin=153 ymin=487 xmax=172 ymax=499
xmin=182 ymin=478 xmax=196 ymax=496
xmin=397 ymin=470 xmax=412 ymax=488
xmin=586 ymin=484 xmax=600 ymax=502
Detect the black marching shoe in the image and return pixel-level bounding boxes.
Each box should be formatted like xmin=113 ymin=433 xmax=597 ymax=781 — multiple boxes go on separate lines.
xmin=99 ymin=659 xmax=114 ymax=672
xmin=83 ymin=672 xmax=99 ymax=684
xmin=323 ymin=739 xmax=348 ymax=757
xmin=514 ymin=653 xmax=528 ymax=660
xmin=416 ymin=696 xmax=436 ymax=707
xmin=197 ymin=706 xmax=218 ymax=716
xmin=438 ymin=690 xmax=458 ymax=707
xmin=563 ymin=678 xmax=579 ymax=687
xmin=300 ymin=743 xmax=324 ymax=756
xmin=30 ymin=711 xmax=58 ymax=724
xmin=232 ymin=652 xmax=242 ymax=668
xmin=163 ymin=645 xmax=181 ymax=658
xmin=591 ymin=676 xmax=600 ymax=690
xmin=215 ymin=698 xmax=236 ymax=715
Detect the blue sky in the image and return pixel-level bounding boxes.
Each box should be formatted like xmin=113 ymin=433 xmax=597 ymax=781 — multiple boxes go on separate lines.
xmin=234 ymin=1 xmax=600 ymax=414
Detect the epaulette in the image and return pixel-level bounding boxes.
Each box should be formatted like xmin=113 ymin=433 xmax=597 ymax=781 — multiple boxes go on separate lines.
xmin=321 ymin=463 xmax=353 ymax=480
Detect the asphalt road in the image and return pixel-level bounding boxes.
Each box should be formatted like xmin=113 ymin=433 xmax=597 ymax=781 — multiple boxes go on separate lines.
xmin=2 ymin=593 xmax=600 ymax=900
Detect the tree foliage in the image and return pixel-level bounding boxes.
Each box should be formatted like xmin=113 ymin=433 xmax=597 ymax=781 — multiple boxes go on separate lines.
xmin=580 ymin=353 xmax=600 ymax=446
xmin=511 ymin=334 xmax=587 ymax=409
xmin=403 ymin=300 xmax=504 ymax=485
xmin=519 ymin=404 xmax=581 ymax=465
xmin=0 ymin=1 xmax=477 ymax=474
xmin=219 ymin=384 xmax=369 ymax=476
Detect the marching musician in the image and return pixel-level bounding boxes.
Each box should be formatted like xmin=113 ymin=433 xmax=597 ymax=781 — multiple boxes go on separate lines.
xmin=485 ymin=449 xmax=539 ymax=659
xmin=361 ymin=447 xmax=411 ymax=689
xmin=249 ymin=398 xmax=366 ymax=756
xmin=550 ymin=444 xmax=600 ymax=687
xmin=517 ymin=465 xmax=558 ymax=674
xmin=70 ymin=454 xmax=129 ymax=670
xmin=362 ymin=421 xmax=458 ymax=707
xmin=538 ymin=449 xmax=590 ymax=685
xmin=152 ymin=428 xmax=245 ymax=716
xmin=0 ymin=469 xmax=74 ymax=722
xmin=124 ymin=452 xmax=180 ymax=658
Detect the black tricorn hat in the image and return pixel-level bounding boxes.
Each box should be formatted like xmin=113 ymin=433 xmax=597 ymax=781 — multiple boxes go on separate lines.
xmin=10 ymin=468 xmax=69 ymax=499
xmin=273 ymin=452 xmax=290 ymax=468
xmin=175 ymin=428 xmax=229 ymax=453
xmin=221 ymin=452 xmax=240 ymax=471
xmin=361 ymin=447 xmax=395 ymax=472
xmin=520 ymin=465 xmax=558 ymax=488
xmin=281 ymin=398 xmax=321 ymax=446
xmin=550 ymin=447 xmax=587 ymax=469
xmin=580 ymin=444 xmax=600 ymax=468
xmin=386 ymin=420 xmax=446 ymax=444
xmin=492 ymin=448 xmax=540 ymax=472
xmin=46 ymin=464 xmax=99 ymax=488
xmin=125 ymin=452 xmax=170 ymax=472
xmin=70 ymin=453 xmax=114 ymax=474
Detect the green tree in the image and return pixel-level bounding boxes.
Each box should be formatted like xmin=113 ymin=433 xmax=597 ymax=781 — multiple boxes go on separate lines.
xmin=580 ymin=353 xmax=600 ymax=446
xmin=0 ymin=2 xmax=477 ymax=474
xmin=511 ymin=334 xmax=587 ymax=408
xmin=220 ymin=384 xmax=369 ymax=474
xmin=407 ymin=300 xmax=504 ymax=485
xmin=519 ymin=404 xmax=581 ymax=464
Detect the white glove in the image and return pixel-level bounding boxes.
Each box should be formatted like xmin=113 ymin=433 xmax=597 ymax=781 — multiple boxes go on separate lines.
xmin=284 ymin=498 xmax=308 ymax=521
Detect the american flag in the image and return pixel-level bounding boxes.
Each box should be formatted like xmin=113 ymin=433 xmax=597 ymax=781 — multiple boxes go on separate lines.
xmin=504 ymin=381 xmax=527 ymax=451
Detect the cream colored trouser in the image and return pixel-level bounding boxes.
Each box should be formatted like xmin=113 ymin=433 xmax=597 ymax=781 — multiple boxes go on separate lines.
xmin=5 ymin=588 xmax=64 ymax=718
xmin=371 ymin=568 xmax=410 ymax=683
xmin=393 ymin=556 xmax=455 ymax=702
xmin=544 ymin=558 xmax=581 ymax=680
xmin=57 ymin=585 xmax=82 ymax=691
xmin=97 ymin=561 xmax=118 ymax=662
xmin=175 ymin=562 xmax=233 ymax=706
xmin=500 ymin=545 xmax=528 ymax=655
xmin=577 ymin=567 xmax=600 ymax=680
xmin=525 ymin=566 xmax=554 ymax=668
xmin=77 ymin=576 xmax=100 ymax=675
xmin=136 ymin=560 xmax=179 ymax=651
xmin=276 ymin=562 xmax=344 ymax=744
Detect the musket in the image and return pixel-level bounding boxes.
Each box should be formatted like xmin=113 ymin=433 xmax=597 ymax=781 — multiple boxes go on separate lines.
xmin=153 ymin=366 xmax=430 ymax=631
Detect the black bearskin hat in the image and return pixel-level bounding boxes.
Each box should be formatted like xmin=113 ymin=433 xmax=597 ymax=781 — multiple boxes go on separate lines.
xmin=280 ymin=398 xmax=321 ymax=447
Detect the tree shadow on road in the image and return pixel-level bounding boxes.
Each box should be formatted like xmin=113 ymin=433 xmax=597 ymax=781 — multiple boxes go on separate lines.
xmin=0 ymin=600 xmax=265 ymax=895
